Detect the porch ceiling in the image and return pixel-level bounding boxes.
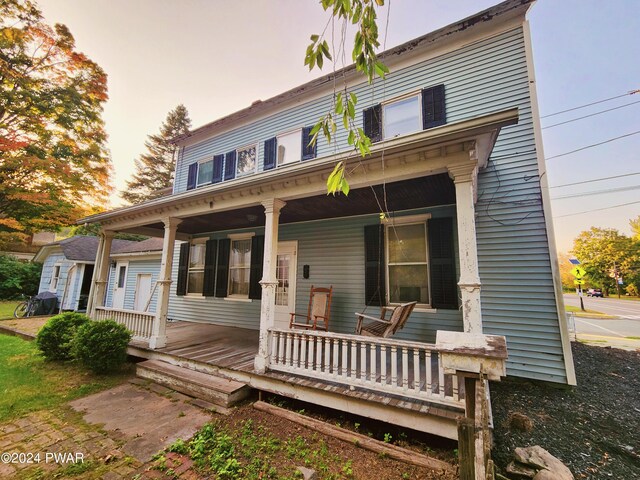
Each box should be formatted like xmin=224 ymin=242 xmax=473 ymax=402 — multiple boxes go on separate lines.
xmin=137 ymin=173 xmax=455 ymax=235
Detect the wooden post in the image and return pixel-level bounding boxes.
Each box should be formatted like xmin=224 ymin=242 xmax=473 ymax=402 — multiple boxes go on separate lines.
xmin=457 ymin=417 xmax=475 ymax=480
xmin=254 ymin=198 xmax=286 ymax=373
xmin=448 ymin=162 xmax=482 ymax=334
xmin=150 ymin=217 xmax=181 ymax=349
xmin=90 ymin=230 xmax=114 ymax=318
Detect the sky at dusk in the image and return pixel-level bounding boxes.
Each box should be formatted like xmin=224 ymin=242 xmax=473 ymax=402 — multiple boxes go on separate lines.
xmin=38 ymin=0 xmax=640 ymax=253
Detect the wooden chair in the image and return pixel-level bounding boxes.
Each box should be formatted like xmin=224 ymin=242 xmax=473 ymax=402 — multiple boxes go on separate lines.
xmin=289 ymin=285 xmax=333 ymax=331
xmin=355 ymin=301 xmax=417 ymax=338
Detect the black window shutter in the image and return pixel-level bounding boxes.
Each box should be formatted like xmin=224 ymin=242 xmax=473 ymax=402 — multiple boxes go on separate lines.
xmin=428 ymin=217 xmax=458 ymax=309
xmin=301 ymin=126 xmax=317 ymax=161
xmin=212 ymin=154 xmax=224 ymax=183
xmin=263 ymin=137 xmax=277 ymax=171
xmin=203 ymin=239 xmax=218 ymax=297
xmin=364 ymin=224 xmax=385 ymax=306
xmin=422 ymin=84 xmax=446 ymax=129
xmin=224 ymin=150 xmax=236 ymax=181
xmin=176 ymin=243 xmax=190 ymax=296
xmin=215 ymin=238 xmax=231 ymax=297
xmin=248 ymin=235 xmax=265 ymax=299
xmin=186 ymin=163 xmax=198 ymax=190
xmin=363 ymin=104 xmax=382 ymax=143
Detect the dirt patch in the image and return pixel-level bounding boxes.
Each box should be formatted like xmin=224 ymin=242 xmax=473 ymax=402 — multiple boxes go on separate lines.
xmin=0 ymin=315 xmax=49 ymax=337
xmin=144 ymin=404 xmax=459 ymax=480
xmin=491 ymin=342 xmax=640 ymax=479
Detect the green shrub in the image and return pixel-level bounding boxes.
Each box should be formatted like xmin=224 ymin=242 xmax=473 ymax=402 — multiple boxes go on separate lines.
xmin=73 ymin=319 xmax=131 ymax=373
xmin=0 ymin=254 xmax=42 ymax=300
xmin=36 ymin=312 xmax=90 ymax=361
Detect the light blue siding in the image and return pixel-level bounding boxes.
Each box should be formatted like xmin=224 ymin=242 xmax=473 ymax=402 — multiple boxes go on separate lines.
xmin=168 ymin=27 xmax=567 ymax=382
xmin=105 ymin=259 xmax=161 ymax=313
xmin=38 ymin=252 xmax=72 ymax=309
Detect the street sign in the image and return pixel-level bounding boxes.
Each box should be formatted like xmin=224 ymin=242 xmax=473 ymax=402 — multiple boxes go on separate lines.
xmin=570 ymin=267 xmax=586 ymax=278
xmin=574 ymin=279 xmax=585 ymax=285
xmin=569 ymin=258 xmax=581 ymax=265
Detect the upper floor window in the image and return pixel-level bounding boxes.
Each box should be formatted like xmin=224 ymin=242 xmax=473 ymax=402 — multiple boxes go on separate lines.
xmin=363 ymin=84 xmax=446 ymax=143
xmin=383 ymin=95 xmax=421 ymax=139
xmin=277 ymin=130 xmax=302 ymax=166
xmin=197 ymin=159 xmax=214 ymax=187
xmin=236 ymin=145 xmax=257 ymax=177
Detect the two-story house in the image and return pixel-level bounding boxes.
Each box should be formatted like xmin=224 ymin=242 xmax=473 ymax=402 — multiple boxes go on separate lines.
xmin=81 ymin=0 xmax=574 ymax=440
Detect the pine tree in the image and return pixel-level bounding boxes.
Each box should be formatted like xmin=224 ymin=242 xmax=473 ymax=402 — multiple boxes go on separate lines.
xmin=122 ymin=105 xmax=191 ymax=204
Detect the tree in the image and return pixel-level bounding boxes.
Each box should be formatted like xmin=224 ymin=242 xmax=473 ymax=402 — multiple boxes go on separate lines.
xmin=572 ymin=227 xmax=640 ymax=296
xmin=0 ymin=0 xmax=112 ymax=247
xmin=121 ymin=105 xmax=191 ymax=204
xmin=630 ymin=215 xmax=640 ymax=241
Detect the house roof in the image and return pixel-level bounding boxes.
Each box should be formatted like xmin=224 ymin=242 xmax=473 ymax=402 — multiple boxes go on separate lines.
xmin=171 ymin=0 xmax=534 ymax=146
xmin=34 ymin=236 xmax=163 ymax=263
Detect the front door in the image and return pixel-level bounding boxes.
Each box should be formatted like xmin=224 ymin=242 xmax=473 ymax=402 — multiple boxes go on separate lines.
xmin=134 ymin=274 xmax=152 ymax=312
xmin=274 ymin=241 xmax=298 ymax=329
xmin=112 ymin=261 xmax=128 ymax=309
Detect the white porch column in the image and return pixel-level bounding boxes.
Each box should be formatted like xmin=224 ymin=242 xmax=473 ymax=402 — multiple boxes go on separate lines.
xmin=255 ymin=198 xmax=286 ymax=373
xmin=150 ymin=217 xmax=182 ymax=349
xmin=448 ymin=163 xmax=483 ymax=334
xmin=89 ymin=230 xmax=115 ymax=318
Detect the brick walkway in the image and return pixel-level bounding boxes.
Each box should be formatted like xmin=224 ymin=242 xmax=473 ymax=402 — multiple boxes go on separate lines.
xmin=0 ymin=380 xmax=214 ymax=479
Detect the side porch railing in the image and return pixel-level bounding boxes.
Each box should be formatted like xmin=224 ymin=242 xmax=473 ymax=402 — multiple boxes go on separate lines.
xmin=94 ymin=306 xmax=155 ymax=343
xmin=268 ymin=328 xmax=465 ymax=408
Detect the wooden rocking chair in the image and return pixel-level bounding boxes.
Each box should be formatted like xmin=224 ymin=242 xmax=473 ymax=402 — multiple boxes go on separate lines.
xmin=289 ymin=285 xmax=333 ymax=331
xmin=355 ymin=301 xmax=417 ymax=338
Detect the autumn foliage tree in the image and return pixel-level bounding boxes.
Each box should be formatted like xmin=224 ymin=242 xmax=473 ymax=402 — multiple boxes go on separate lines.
xmin=121 ymin=104 xmax=191 ymax=204
xmin=0 ymin=0 xmax=112 ymax=246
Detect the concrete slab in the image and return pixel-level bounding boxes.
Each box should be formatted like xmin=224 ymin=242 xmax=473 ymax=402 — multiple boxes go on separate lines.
xmin=69 ymin=383 xmax=212 ymax=461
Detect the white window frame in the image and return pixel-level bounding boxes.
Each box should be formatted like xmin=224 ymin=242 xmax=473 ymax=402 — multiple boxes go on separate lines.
xmin=186 ymin=238 xmax=208 ymax=296
xmin=196 ymin=158 xmax=214 ymax=187
xmin=276 ymin=129 xmax=302 ymax=167
xmin=49 ymin=263 xmax=61 ymax=292
xmin=382 ymin=91 xmax=422 ymax=140
xmin=227 ymin=232 xmax=254 ymax=299
xmin=236 ymin=144 xmax=258 ymax=177
xmin=383 ymin=213 xmax=432 ymax=308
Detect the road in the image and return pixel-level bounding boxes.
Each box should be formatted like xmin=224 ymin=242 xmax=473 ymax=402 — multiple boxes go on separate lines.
xmin=563 ymin=294 xmax=640 ymax=345
xmin=563 ymin=294 xmax=640 ymax=319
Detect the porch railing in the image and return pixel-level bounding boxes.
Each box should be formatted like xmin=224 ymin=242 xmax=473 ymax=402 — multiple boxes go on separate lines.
xmin=94 ymin=306 xmax=155 ymax=342
xmin=268 ymin=328 xmax=464 ymax=408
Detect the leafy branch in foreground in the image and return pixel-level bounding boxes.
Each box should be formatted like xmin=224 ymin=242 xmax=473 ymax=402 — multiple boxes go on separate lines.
xmin=304 ymin=0 xmax=389 ymax=195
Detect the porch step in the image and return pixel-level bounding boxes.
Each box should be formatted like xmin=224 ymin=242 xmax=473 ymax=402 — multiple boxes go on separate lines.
xmin=136 ymin=359 xmax=251 ymax=408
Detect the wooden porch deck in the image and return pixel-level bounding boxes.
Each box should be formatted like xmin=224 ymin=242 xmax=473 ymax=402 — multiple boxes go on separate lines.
xmin=131 ymin=321 xmax=259 ymax=372
xmin=128 ymin=321 xmax=465 ymax=439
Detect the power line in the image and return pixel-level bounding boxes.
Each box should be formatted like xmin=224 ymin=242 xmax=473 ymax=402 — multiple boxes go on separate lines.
xmin=546 ymin=130 xmax=640 ymax=160
xmin=551 ymin=185 xmax=640 ymax=200
xmin=540 ymin=89 xmax=640 ymax=119
xmin=554 ymin=200 xmax=640 ymax=218
xmin=542 ymin=100 xmax=640 ymax=129
xmin=549 ymin=172 xmax=640 ymax=189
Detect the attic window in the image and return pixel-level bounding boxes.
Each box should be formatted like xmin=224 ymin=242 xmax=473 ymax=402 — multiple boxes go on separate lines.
xmin=197 ymin=159 xmax=213 ymax=186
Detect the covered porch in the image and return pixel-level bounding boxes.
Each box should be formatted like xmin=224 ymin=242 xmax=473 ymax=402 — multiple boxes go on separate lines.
xmin=82 ymin=109 xmax=516 ymax=439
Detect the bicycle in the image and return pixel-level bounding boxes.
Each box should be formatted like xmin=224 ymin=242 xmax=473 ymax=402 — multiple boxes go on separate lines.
xmin=13 ymin=295 xmax=39 ymax=318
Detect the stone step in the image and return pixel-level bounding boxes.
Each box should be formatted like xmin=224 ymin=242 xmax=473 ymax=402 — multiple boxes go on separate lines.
xmin=136 ymin=359 xmax=251 ymax=408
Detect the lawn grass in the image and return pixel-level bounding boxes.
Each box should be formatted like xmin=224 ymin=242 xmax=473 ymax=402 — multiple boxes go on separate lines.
xmin=0 ymin=300 xmax=19 ymax=320
xmin=0 ymin=333 xmax=133 ymax=421
xmin=565 ymin=305 xmax=605 ymax=315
